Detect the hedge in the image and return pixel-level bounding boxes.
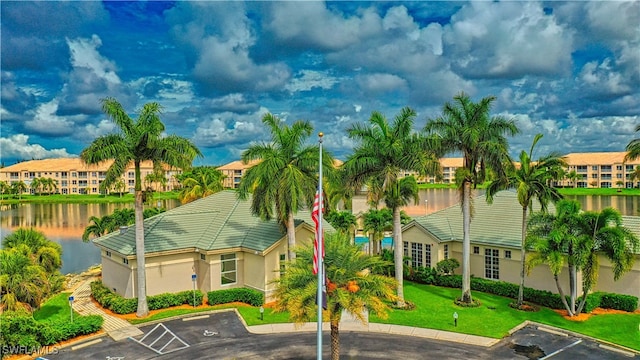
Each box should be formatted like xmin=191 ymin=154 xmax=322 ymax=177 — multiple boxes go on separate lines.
xmin=406 ymin=269 xmax=638 ymax=313
xmin=0 ymin=310 xmax=102 ymax=359
xmin=207 ymin=288 xmax=264 ymax=306
xmin=90 ymin=280 xmax=204 ymax=314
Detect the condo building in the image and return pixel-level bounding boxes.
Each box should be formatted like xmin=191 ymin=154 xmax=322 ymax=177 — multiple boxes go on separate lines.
xmin=557 ymin=152 xmax=640 ymax=188
xmin=0 ymin=158 xmax=182 ymax=195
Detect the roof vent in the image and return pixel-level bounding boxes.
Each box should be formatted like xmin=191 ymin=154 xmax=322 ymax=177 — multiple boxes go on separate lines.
xmin=120 ymin=226 xmax=128 ymax=235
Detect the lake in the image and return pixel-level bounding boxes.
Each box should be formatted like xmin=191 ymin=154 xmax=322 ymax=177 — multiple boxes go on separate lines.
xmin=0 ymin=199 xmax=181 ymax=274
xmin=2 ymin=190 xmax=639 ymax=274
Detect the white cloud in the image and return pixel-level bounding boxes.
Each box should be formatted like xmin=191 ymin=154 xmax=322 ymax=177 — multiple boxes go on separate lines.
xmin=355 ymin=73 xmax=408 ymax=94
xmin=285 ymin=70 xmax=341 ymax=93
xmin=24 ymin=100 xmax=78 ymax=136
xmin=0 ymin=134 xmax=75 ymax=161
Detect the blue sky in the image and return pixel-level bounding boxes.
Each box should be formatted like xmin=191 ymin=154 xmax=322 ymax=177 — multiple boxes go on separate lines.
xmin=1 ymin=1 xmax=638 ymax=166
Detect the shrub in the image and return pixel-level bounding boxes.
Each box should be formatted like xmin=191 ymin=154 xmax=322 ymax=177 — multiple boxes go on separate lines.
xmin=436 ymin=258 xmax=460 ymax=275
xmin=207 ymin=288 xmax=264 ymax=306
xmin=578 ymin=292 xmax=602 ymax=313
xmin=600 ymin=292 xmax=638 ymax=312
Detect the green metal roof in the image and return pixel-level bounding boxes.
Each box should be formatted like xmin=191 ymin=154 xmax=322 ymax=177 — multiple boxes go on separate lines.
xmin=93 ymin=190 xmax=332 ymax=256
xmin=410 ymin=190 xmax=640 ymax=253
xmin=409 ymin=190 xmax=553 ymax=249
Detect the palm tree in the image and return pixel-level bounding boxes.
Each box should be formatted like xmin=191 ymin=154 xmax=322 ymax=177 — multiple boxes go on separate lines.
xmin=624 ymin=124 xmax=640 ymax=162
xmin=2 ymin=228 xmax=63 ymax=275
xmin=325 ymin=169 xmax=354 ymax=211
xmin=238 ymin=113 xmax=334 ymax=261
xmin=425 ymin=92 xmax=519 ymax=304
xmin=273 ymin=232 xmax=397 ymax=360
xmin=325 ymin=210 xmax=357 ymax=238
xmin=576 ymin=208 xmax=639 ymax=314
xmin=526 ymin=200 xmax=588 ymax=316
xmin=0 ymin=249 xmax=48 ymax=311
xmin=82 ymin=215 xmax=114 ymax=242
xmin=41 ymin=177 xmax=57 ymax=195
xmin=362 ymin=208 xmax=392 ymax=255
xmin=11 ymin=181 xmax=27 ymax=200
xmin=80 ymin=97 xmax=201 ymax=317
xmin=110 ymin=178 xmax=126 ymax=197
xmin=486 ymin=133 xmax=566 ymax=307
xmin=30 ymin=177 xmax=42 ymax=195
xmin=0 ymin=180 xmax=9 ymax=199
xmin=565 ymin=170 xmax=580 ymax=188
xmin=343 ymin=107 xmax=439 ymax=307
xmin=629 ymin=166 xmax=640 ymax=188
xmin=178 ymin=166 xmax=225 ymax=204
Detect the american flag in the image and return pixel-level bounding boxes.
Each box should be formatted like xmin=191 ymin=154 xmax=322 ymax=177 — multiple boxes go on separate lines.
xmin=311 ymin=190 xmax=324 ymax=275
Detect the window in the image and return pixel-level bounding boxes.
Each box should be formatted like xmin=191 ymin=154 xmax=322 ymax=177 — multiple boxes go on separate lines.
xmin=200 ymin=253 xmax=206 ymax=260
xmin=444 ymin=244 xmax=449 ymax=260
xmin=279 ymin=254 xmax=286 ymax=277
xmin=106 ymin=251 xmax=111 ymax=257
xmin=425 ymin=244 xmax=432 ymax=268
xmin=601 ymin=182 xmax=611 ymax=188
xmin=122 ymin=257 xmax=129 ymax=265
xmin=485 ymin=249 xmax=499 ymax=280
xmin=91 ymin=172 xmax=97 ymax=177
xmin=577 ymin=181 xmax=587 ymax=188
xmin=601 ymin=174 xmax=611 ymax=180
xmin=61 ymin=180 xmax=68 ymax=186
xmin=221 ymin=254 xmax=237 ymax=285
xmin=617 ymin=165 xmax=623 ymax=171
xmin=72 ymin=180 xmax=77 ymax=185
xmin=92 ymin=180 xmax=97 ymax=185
xmin=403 ymin=241 xmax=408 ymax=258
xmin=504 ymin=250 xmax=511 ymax=259
xmin=128 ymin=172 xmax=134 ymax=178
xmin=411 ymin=243 xmax=423 ymax=268
xmin=601 ymin=165 xmax=611 ymax=172
xmin=78 ymin=171 xmax=87 ymax=179
xmin=72 ymin=172 xmax=77 ymax=177
xmin=626 ymin=165 xmax=635 ymax=171
xmin=617 ymin=173 xmax=623 ymax=179
xmin=591 ymin=166 xmax=598 ymax=171
xmin=591 ymin=173 xmax=598 ymax=179
xmin=576 ymin=166 xmax=587 ymax=172
xmin=473 ymin=246 xmax=480 ymax=254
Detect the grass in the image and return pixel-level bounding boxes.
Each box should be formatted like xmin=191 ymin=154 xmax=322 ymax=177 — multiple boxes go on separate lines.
xmin=370 ymin=282 xmax=640 ymax=351
xmin=0 ymin=191 xmax=181 ymax=204
xmin=558 ymin=187 xmax=640 ymax=196
xmin=33 ymin=292 xmax=77 ymax=322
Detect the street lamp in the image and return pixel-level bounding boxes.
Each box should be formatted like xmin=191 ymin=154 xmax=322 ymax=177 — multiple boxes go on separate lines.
xmin=453 ymin=311 xmax=458 ymax=327
xmin=260 ymin=306 xmax=264 ymax=321
xmin=68 ymin=295 xmax=74 ymax=323
xmin=191 ymin=274 xmax=197 ymax=308
xmin=425 ymin=199 xmax=428 ymax=216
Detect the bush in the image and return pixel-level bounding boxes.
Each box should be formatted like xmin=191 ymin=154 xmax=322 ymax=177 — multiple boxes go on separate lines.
xmin=600 ymin=292 xmax=638 ymax=312
xmin=207 ymin=288 xmax=264 ymax=306
xmin=578 ymin=292 xmax=603 ymax=313
xmin=436 ymin=258 xmax=460 ymax=275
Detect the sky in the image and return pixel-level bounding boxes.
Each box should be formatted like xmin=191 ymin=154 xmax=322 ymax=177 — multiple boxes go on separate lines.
xmin=1 ymin=1 xmax=639 ymax=167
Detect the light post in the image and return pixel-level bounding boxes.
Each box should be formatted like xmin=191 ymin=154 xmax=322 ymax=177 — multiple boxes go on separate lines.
xmin=453 ymin=311 xmax=458 ymax=327
xmin=425 ymin=199 xmax=428 ymax=216
xmin=259 ymin=306 xmax=264 ymax=321
xmin=191 ymin=273 xmax=197 ymax=308
xmin=68 ymin=295 xmax=74 ymax=323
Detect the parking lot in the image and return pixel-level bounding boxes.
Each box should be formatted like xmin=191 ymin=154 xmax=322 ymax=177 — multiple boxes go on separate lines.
xmin=42 ymin=312 xmax=637 ymax=359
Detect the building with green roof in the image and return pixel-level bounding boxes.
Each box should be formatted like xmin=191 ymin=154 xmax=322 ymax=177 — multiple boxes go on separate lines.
xmin=93 ymin=190 xmax=332 ymax=300
xmin=401 ymin=191 xmax=639 ymax=301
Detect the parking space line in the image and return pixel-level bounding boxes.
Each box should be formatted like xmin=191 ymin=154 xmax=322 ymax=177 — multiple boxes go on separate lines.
xmin=539 ymin=339 xmax=582 ymax=359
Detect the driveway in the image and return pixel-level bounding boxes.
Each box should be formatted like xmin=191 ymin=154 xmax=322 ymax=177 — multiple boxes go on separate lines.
xmin=43 ymin=312 xmax=637 ymax=359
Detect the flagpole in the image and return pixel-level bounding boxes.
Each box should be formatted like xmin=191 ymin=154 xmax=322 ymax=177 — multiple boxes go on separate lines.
xmin=316 ymin=132 xmax=324 ymax=360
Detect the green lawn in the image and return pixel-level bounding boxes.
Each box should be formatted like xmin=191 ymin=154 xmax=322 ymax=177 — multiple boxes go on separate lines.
xmin=0 ymin=191 xmax=181 ymax=204
xmin=370 ymin=282 xmax=640 ymax=351
xmin=33 ymin=292 xmax=77 ymax=322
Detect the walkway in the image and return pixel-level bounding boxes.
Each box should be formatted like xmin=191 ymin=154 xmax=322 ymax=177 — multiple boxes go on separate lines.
xmin=70 ymin=279 xmax=143 ymax=341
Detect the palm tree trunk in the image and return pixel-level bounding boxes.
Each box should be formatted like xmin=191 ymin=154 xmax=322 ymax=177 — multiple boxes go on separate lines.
xmin=518 ymin=206 xmax=527 ymax=307
xmin=330 ymin=319 xmax=340 ymax=360
xmin=392 ymin=206 xmax=405 ymax=307
xmin=554 ymin=274 xmax=573 ymax=316
xmin=287 ymin=212 xmax=296 ymax=261
xmin=569 ymin=264 xmax=577 ymax=314
xmin=461 ymin=181 xmax=472 ymax=303
xmin=135 ymin=189 xmax=149 ymax=317
xmin=576 ymin=287 xmax=589 ymax=315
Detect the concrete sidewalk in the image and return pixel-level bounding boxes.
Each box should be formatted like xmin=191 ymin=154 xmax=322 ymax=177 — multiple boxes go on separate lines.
xmin=247 ymin=321 xmax=499 ymax=347
xmin=70 ymin=279 xmax=143 ymax=341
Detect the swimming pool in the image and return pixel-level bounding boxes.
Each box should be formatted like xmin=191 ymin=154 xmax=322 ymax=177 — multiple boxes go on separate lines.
xmin=355 ymin=235 xmax=393 ymax=247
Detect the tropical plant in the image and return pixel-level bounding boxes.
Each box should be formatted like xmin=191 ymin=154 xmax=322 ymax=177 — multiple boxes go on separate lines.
xmin=362 ymin=208 xmax=392 ymax=255
xmin=425 ymin=92 xmax=519 ymax=304
xmin=624 ymin=124 xmax=640 ymax=162
xmin=30 ymin=177 xmax=42 ymax=195
xmin=110 ymin=178 xmax=127 ymax=197
xmin=273 ymin=232 xmax=397 ymax=360
xmin=0 ymin=228 xmax=64 ymax=311
xmin=486 ymin=133 xmax=566 ymax=307
xmin=628 ymin=166 xmax=640 ymax=188
xmin=564 ymin=170 xmax=580 ymax=188
xmin=238 ymin=113 xmax=334 ymax=261
xmin=575 ymin=208 xmax=639 ymax=314
xmin=144 ymin=171 xmax=167 ymax=192
xmin=11 ymin=181 xmax=27 ymax=199
xmin=343 ymin=107 xmax=440 ymax=307
xmin=0 ymin=180 xmax=9 ymax=198
xmin=41 ymin=177 xmax=57 ymax=195
xmin=325 ymin=210 xmax=356 ymax=238
xmin=82 ymin=215 xmax=115 ymax=242
xmin=325 ymin=169 xmax=354 ymax=211
xmin=177 ymin=166 xmax=225 ymax=204
xmin=80 ymin=97 xmax=201 ymax=317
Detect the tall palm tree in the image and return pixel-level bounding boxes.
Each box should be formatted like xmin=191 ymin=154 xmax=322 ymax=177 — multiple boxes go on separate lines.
xmin=362 ymin=208 xmax=393 ymax=255
xmin=425 ymin=93 xmax=519 ymax=304
xmin=274 ymin=232 xmax=397 ymax=360
xmin=30 ymin=177 xmax=42 ymax=196
xmin=486 ymin=133 xmax=566 ymax=307
xmin=343 ymin=107 xmax=440 ymax=307
xmin=80 ymin=97 xmax=201 ymax=317
xmin=576 ymin=208 xmax=639 ymax=314
xmin=178 ymin=166 xmax=224 ymax=204
xmin=238 ymin=113 xmax=334 ymax=261
xmin=41 ymin=177 xmax=57 ymax=195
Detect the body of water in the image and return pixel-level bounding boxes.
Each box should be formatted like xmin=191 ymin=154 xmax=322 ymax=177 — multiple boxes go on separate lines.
xmin=0 ymin=199 xmax=181 ymax=274
xmin=2 ymin=190 xmax=639 ymax=275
